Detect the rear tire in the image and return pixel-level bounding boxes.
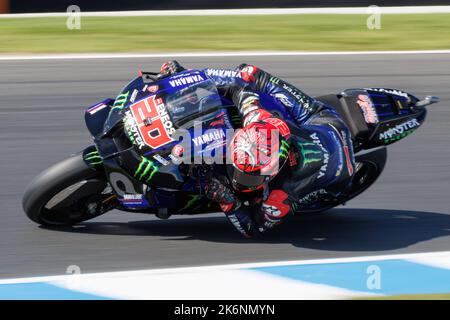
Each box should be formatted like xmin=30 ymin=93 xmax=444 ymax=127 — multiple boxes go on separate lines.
xmin=301 ymin=147 xmax=387 ymax=213
xmin=22 ymin=154 xmax=111 ymax=226
xmin=341 ymin=146 xmax=387 ymax=200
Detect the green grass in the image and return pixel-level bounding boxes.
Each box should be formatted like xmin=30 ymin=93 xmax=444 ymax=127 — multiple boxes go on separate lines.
xmin=0 ymin=14 xmax=449 ymax=53
xmin=356 ymin=293 xmax=450 ymax=300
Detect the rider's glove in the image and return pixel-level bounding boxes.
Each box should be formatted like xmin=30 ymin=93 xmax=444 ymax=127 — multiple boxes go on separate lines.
xmin=204 ymin=177 xmax=259 ymax=238
xmin=204 ymin=177 xmax=240 ymax=213
xmin=254 ymin=190 xmax=292 ymax=233
xmin=158 ymin=60 xmax=185 ymax=78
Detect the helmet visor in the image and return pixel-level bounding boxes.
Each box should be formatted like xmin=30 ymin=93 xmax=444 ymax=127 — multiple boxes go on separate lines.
xmin=229 ymin=166 xmax=267 ymax=190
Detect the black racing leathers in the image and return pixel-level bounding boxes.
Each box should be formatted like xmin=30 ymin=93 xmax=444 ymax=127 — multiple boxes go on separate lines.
xmin=155 ymin=62 xmax=356 ymax=237
xmin=201 ymin=65 xmax=356 ymax=237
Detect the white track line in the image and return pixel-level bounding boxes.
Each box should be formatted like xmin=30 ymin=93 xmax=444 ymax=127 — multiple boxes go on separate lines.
xmin=52 ymin=269 xmax=374 ymax=300
xmin=1 ymin=50 xmax=450 ymax=61
xmin=1 ymin=250 xmax=450 ymax=285
xmin=1 ymin=6 xmax=450 ymax=18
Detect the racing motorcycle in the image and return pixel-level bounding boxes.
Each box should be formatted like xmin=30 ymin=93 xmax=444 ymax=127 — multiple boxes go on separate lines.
xmin=22 ymin=68 xmax=439 ymax=226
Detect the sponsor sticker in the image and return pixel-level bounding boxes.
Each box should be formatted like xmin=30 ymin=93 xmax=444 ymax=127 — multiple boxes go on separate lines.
xmin=288 ymin=150 xmax=298 ymax=167
xmin=169 ymin=154 xmax=182 ymax=165
xmin=172 ymin=144 xmax=184 ymax=157
xmin=340 ymin=129 xmax=354 ymax=176
xmin=357 ymin=94 xmax=379 ymax=124
xmin=127 ymin=96 xmax=176 ymax=150
xmin=147 ymin=85 xmax=159 ymax=93
xmin=379 ymin=118 xmax=420 ymax=141
xmin=153 ymin=154 xmax=170 ymax=166
xmin=111 ymin=91 xmax=129 ymax=112
xmin=269 ymin=76 xmax=281 ymax=85
xmin=87 ymin=102 xmax=108 ymax=115
xmin=274 ymin=93 xmax=295 ymax=108
xmin=169 ymin=74 xmax=205 ymax=87
xmin=122 ymin=194 xmax=144 ymax=203
xmin=124 ymin=110 xmax=145 ymax=150
xmin=280 ymin=83 xmax=312 ymax=108
xmin=329 ymin=131 xmax=344 ymax=177
xmin=119 ymin=194 xmax=149 ymax=208
xmin=310 ymin=132 xmax=329 ymax=179
xmin=205 ymin=68 xmax=242 ymax=79
xmin=209 ymin=112 xmax=226 ymax=127
xmin=367 ymin=88 xmax=409 ymax=98
xmin=130 ymin=89 xmax=138 ymax=103
xmin=192 ymin=129 xmax=226 ymax=147
xmin=329 ymin=124 xmax=354 ymax=176
xmin=299 ymin=189 xmax=328 ymax=205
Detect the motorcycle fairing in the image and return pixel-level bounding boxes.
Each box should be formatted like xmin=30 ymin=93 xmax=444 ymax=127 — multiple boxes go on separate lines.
xmin=82 ymin=71 xmax=237 ymax=212
xmin=84 ymin=98 xmax=114 ymax=138
xmin=340 ymin=88 xmax=426 ymax=148
xmin=83 ymin=70 xmax=429 ymax=214
xmin=343 ymin=88 xmax=419 ymax=123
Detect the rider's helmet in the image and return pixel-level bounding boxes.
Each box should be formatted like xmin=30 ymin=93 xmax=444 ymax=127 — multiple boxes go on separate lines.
xmin=227 ymin=121 xmax=290 ymax=192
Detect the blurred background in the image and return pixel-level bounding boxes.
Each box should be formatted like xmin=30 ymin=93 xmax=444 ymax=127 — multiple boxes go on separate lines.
xmin=1 ymin=1 xmax=450 ymax=53
xmin=0 ymin=0 xmax=450 ymax=300
xmin=0 ymin=0 xmax=449 ymax=13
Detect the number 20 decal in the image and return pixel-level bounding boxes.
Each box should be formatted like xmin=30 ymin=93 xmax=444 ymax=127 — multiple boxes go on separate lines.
xmin=130 ymin=96 xmax=175 ymax=149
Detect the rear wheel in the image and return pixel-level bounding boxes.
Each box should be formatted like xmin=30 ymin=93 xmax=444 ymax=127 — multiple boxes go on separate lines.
xmin=22 ymin=154 xmax=116 ymax=226
xmin=341 ymin=147 xmax=387 ymax=200
xmin=301 ymin=147 xmax=387 ymax=213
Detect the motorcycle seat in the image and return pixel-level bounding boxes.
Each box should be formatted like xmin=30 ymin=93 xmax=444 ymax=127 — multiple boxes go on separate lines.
xmin=315 ymin=94 xmax=369 ymax=139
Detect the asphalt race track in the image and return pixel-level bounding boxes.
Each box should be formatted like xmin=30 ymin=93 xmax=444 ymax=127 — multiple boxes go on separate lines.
xmin=1 ymin=53 xmax=449 ymax=278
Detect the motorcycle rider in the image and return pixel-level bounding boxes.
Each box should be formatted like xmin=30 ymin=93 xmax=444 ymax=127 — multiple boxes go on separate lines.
xmin=158 ymin=60 xmax=356 ymax=238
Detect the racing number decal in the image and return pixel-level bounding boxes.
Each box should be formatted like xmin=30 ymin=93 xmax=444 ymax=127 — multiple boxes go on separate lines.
xmin=130 ymin=96 xmax=175 ymax=149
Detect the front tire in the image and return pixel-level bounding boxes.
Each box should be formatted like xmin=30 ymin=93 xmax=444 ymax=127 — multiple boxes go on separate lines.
xmin=23 ymin=154 xmax=113 ymax=226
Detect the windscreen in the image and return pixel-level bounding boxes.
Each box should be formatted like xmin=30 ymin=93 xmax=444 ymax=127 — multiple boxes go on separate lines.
xmin=103 ymin=76 xmax=143 ymax=134
xmin=164 ymin=79 xmax=224 ymax=126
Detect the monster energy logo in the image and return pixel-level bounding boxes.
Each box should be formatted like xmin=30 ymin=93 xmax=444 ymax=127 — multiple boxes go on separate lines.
xmin=230 ymin=114 xmax=242 ymax=126
xmin=269 ymin=76 xmax=281 ymax=85
xmin=84 ymin=150 xmax=102 ymax=165
xmin=279 ymin=140 xmax=290 ymax=159
xmin=297 ymin=142 xmax=322 ymax=166
xmin=383 ymin=130 xmax=414 ymax=144
xmin=134 ymin=157 xmax=158 ymax=183
xmin=379 ymin=118 xmax=419 ymax=141
xmin=180 ymin=194 xmax=201 ymax=212
xmin=111 ymin=91 xmax=129 ymax=112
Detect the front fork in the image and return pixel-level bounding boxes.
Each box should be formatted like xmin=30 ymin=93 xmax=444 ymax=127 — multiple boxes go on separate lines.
xmin=81 ymin=145 xmax=119 ymax=214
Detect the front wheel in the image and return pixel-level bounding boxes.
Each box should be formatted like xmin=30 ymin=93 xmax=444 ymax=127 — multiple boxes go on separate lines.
xmin=22 ymin=153 xmax=116 ymax=226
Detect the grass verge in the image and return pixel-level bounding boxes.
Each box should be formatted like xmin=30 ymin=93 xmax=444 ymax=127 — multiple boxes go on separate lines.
xmin=0 ymin=14 xmax=449 ymax=53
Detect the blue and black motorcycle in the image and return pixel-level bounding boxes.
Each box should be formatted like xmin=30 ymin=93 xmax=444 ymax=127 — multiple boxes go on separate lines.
xmin=22 ymin=69 xmax=438 ymax=226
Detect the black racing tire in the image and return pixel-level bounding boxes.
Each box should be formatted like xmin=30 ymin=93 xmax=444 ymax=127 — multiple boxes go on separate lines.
xmin=301 ymin=147 xmax=387 ymax=214
xmin=340 ymin=146 xmax=387 ymax=201
xmin=22 ymin=153 xmax=109 ymax=226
